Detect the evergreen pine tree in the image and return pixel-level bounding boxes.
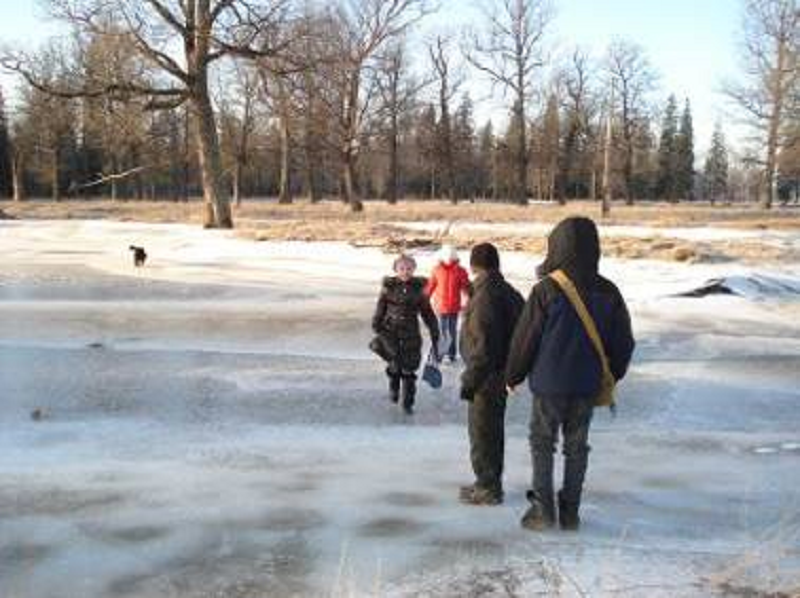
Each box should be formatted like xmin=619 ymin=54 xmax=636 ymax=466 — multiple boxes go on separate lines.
xmin=452 ymin=94 xmax=476 ymax=199
xmin=414 ymin=104 xmax=439 ymax=198
xmin=656 ymin=95 xmax=678 ymax=200
xmin=704 ymin=123 xmax=728 ymax=204
xmin=676 ymin=99 xmax=695 ymax=200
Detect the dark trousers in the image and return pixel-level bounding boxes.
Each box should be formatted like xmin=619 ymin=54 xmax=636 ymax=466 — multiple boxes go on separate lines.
xmin=386 ymin=370 xmax=416 ymax=407
xmin=468 ymin=375 xmax=507 ymax=494
xmin=529 ymin=395 xmax=593 ymax=508
xmin=439 ymin=313 xmax=458 ymax=360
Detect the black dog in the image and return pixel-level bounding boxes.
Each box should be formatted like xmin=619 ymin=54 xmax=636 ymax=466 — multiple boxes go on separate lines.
xmin=129 ymin=245 xmax=147 ymax=267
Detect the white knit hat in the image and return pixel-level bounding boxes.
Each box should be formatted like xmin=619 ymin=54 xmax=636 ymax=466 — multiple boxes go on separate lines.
xmin=440 ymin=244 xmax=458 ymax=263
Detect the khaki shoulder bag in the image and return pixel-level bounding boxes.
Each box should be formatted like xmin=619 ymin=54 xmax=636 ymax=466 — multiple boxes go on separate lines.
xmin=550 ymin=269 xmax=616 ymax=409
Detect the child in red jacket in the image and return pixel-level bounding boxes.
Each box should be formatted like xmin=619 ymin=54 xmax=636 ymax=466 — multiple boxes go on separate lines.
xmin=425 ymin=245 xmax=470 ymax=362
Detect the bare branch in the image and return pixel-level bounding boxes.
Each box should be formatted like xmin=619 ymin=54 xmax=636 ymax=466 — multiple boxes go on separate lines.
xmin=73 ymin=165 xmax=149 ymax=190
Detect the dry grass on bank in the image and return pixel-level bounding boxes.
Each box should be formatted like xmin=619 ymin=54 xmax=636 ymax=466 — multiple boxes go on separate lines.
xmin=3 ymin=197 xmax=800 ymax=228
xmin=3 ymin=198 xmax=799 ymax=264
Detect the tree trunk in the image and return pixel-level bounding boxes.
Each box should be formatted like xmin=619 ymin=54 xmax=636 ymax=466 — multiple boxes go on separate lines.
xmin=12 ymin=153 xmax=25 ymax=202
xmin=516 ymin=126 xmax=527 ymax=204
xmin=429 ymin=162 xmax=436 ymax=200
xmin=182 ymin=106 xmax=191 ymax=202
xmin=601 ymin=106 xmax=613 ymax=217
xmin=303 ymin=71 xmax=321 ymax=203
xmin=50 ymin=149 xmax=60 ymax=202
xmin=440 ymin=106 xmax=455 ymax=204
xmin=191 ymin=89 xmax=233 ymax=228
xmin=763 ymin=87 xmax=784 ymax=208
xmin=304 ymin=148 xmax=320 ymax=203
xmin=515 ymin=89 xmax=528 ymax=206
xmin=232 ymin=161 xmax=241 ymax=207
xmin=623 ymin=143 xmax=634 ymax=205
xmin=342 ymin=152 xmax=361 ymax=211
xmin=110 ymin=156 xmax=118 ymax=201
xmin=762 ymin=29 xmax=792 ymax=210
xmin=341 ymin=70 xmax=363 ymax=212
xmin=278 ymin=109 xmax=292 ymax=205
xmin=387 ymin=109 xmax=399 ymax=204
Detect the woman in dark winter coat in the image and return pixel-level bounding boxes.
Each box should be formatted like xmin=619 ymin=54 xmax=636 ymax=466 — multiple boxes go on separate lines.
xmin=506 ymin=217 xmax=635 ymax=531
xmin=371 ymin=254 xmax=440 ymax=414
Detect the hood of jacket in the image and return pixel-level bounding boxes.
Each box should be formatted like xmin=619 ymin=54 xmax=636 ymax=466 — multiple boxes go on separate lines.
xmin=536 ymin=217 xmax=600 ymax=289
xmin=471 ymin=267 xmax=504 ymax=291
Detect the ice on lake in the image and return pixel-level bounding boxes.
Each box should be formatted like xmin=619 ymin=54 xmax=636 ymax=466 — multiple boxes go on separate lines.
xmin=1 ymin=220 xmax=799 ymax=597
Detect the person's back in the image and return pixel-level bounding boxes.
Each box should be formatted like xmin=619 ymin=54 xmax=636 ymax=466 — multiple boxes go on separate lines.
xmin=506 ymin=217 xmax=634 ymax=530
xmin=458 ymin=243 xmax=524 ymax=506
xmin=461 ymin=270 xmax=523 ymax=380
xmin=515 ymin=271 xmax=631 ymax=399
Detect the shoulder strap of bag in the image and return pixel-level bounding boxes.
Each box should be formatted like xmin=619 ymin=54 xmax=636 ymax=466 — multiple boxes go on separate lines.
xmin=550 ymin=269 xmax=612 ymax=378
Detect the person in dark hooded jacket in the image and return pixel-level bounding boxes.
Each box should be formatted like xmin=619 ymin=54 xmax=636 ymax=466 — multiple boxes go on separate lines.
xmin=505 ymin=217 xmax=635 ymax=530
xmin=372 ymin=254 xmax=440 ymax=414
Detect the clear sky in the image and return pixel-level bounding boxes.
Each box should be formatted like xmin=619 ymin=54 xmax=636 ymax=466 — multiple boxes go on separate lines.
xmin=0 ymin=0 xmax=744 ymax=156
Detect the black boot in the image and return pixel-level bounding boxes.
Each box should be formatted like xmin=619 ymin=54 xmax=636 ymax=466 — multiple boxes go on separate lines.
xmin=388 ymin=374 xmax=400 ymax=404
xmin=558 ymin=490 xmax=581 ymax=531
xmin=520 ymin=490 xmax=555 ymax=530
xmin=401 ymin=376 xmax=416 ymax=414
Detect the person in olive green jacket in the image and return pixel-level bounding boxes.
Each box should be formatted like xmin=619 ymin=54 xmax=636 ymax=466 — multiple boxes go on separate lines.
xmin=458 ymin=243 xmax=524 ymax=505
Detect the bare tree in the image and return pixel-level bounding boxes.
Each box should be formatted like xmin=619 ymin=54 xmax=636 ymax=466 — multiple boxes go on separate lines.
xmin=218 ymin=63 xmax=259 ymax=206
xmin=2 ymin=0 xmax=299 ymax=228
xmin=15 ymin=44 xmax=77 ymax=202
xmin=9 ymin=119 xmax=33 ymax=202
xmin=290 ymin=5 xmax=334 ymax=203
xmin=604 ymin=39 xmax=657 ymax=204
xmin=81 ymin=31 xmax=150 ymax=200
xmin=536 ymin=92 xmax=559 ymax=202
xmin=600 ymin=83 xmax=614 ymax=215
xmin=373 ymin=41 xmax=425 ymax=203
xmin=556 ymin=48 xmax=598 ymax=202
xmin=464 ymin=0 xmax=553 ymax=204
xmin=725 ymin=0 xmax=798 ymax=208
xmin=255 ymin=15 xmax=315 ymax=206
xmin=326 ymin=0 xmax=432 ymax=211
xmin=377 ymin=44 xmax=405 ymax=203
xmin=428 ymin=34 xmax=463 ymax=203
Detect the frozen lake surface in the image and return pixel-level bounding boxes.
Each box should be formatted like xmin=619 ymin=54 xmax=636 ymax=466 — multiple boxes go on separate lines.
xmin=1 ymin=220 xmax=799 ymax=597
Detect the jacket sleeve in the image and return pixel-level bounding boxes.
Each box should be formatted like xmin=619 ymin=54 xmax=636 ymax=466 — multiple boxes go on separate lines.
xmin=372 ymin=285 xmax=388 ymax=333
xmin=460 ymin=292 xmax=495 ymax=395
xmin=509 ymin=288 xmax=525 ymax=324
xmin=609 ymin=292 xmax=635 ymax=381
xmin=504 ymin=284 xmax=547 ymax=388
xmin=420 ymin=292 xmax=440 ymax=344
xmin=425 ymin=268 xmax=438 ymax=298
xmin=460 ymin=267 xmax=471 ymax=298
